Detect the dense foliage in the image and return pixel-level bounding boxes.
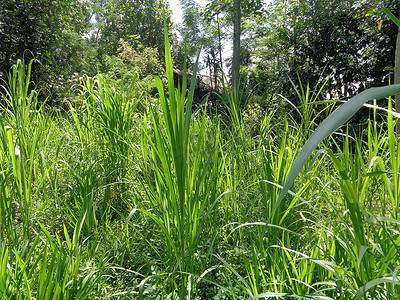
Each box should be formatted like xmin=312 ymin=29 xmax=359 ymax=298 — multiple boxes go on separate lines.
xmin=1 ymin=0 xmax=400 ymax=298
xmin=243 ymin=0 xmax=400 ymax=105
xmin=0 ymin=0 xmax=91 ymax=102
xmin=2 ymin=44 xmax=400 ymax=298
xmin=92 ymin=0 xmax=173 ymax=59
xmin=0 ymin=0 xmax=173 ymax=104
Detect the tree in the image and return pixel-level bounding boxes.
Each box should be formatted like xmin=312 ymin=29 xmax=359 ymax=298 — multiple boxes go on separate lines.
xmin=178 ymin=0 xmax=262 ymax=93
xmin=245 ymin=0 xmax=399 ymax=110
xmin=92 ymin=0 xmax=173 ymax=63
xmin=177 ymin=0 xmax=228 ymax=90
xmin=178 ymin=0 xmax=206 ymax=69
xmin=232 ymin=0 xmax=241 ymax=89
xmin=201 ymin=0 xmax=261 ymax=90
xmin=0 ymin=0 xmax=91 ymax=102
xmin=202 ymin=0 xmax=230 ymax=84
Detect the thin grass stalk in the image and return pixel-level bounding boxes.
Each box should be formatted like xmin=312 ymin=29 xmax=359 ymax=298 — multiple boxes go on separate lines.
xmin=387 ymin=96 xmax=400 ymax=219
xmin=0 ymin=121 xmax=15 ymax=242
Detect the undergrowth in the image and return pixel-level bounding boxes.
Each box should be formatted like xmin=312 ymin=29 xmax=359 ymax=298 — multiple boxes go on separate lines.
xmin=1 ymin=30 xmax=400 ymax=299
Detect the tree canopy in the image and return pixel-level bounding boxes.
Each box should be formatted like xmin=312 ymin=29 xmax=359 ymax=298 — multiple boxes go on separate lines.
xmin=243 ymin=0 xmax=399 ymax=105
xmin=0 ymin=0 xmax=173 ymax=103
xmin=0 ymin=0 xmax=399 ymax=107
xmin=92 ymin=0 xmax=173 ymax=59
xmin=0 ymin=0 xmax=90 ymax=100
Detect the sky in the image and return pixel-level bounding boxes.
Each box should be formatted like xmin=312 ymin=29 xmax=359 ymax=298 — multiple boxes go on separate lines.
xmin=168 ymin=0 xmax=183 ymax=24
xmin=167 ymin=0 xmax=208 ymax=24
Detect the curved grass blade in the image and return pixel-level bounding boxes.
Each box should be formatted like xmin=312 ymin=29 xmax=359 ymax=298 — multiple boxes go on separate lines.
xmin=382 ymin=7 xmax=400 ymax=28
xmin=268 ymin=84 xmax=400 ymax=223
xmin=354 ymin=277 xmax=400 ymax=300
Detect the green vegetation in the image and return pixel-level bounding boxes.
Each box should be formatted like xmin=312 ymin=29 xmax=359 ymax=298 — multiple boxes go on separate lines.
xmin=2 ymin=0 xmax=400 ymax=299
xmin=2 ymin=20 xmax=400 ymax=297
xmin=0 ymin=0 xmax=173 ymax=104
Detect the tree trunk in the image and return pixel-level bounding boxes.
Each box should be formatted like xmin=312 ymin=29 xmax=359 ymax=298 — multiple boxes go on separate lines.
xmin=395 ymin=8 xmax=400 ymax=134
xmin=232 ymin=0 xmax=241 ymax=91
xmin=217 ymin=12 xmax=223 ymax=75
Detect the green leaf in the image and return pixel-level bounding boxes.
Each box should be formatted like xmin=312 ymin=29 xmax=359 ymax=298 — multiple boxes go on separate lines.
xmin=250 ymin=292 xmax=288 ymax=298
xmin=268 ymin=84 xmax=400 ymax=223
xmin=357 ymin=246 xmax=369 ymax=270
xmin=382 ymin=7 xmax=400 ymax=28
xmin=355 ymin=277 xmax=400 ymax=299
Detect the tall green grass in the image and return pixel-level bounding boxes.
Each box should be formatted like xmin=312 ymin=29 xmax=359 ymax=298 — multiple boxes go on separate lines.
xmin=129 ymin=24 xmax=225 ymax=298
xmin=3 ymin=27 xmax=400 ymax=299
xmin=0 ymin=59 xmax=49 ymax=241
xmin=0 ymin=60 xmax=109 ymax=298
xmin=221 ymin=86 xmax=400 ymax=299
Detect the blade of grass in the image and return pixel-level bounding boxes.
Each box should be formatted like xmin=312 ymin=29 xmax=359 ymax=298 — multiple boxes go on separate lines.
xmin=269 ymin=84 xmax=400 ymax=223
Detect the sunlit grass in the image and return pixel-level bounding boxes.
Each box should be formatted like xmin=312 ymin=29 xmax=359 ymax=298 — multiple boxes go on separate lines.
xmin=2 ymin=32 xmax=400 ymax=299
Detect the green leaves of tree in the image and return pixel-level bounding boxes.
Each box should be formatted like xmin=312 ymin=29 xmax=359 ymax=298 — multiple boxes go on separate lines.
xmin=93 ymin=0 xmax=173 ymax=58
